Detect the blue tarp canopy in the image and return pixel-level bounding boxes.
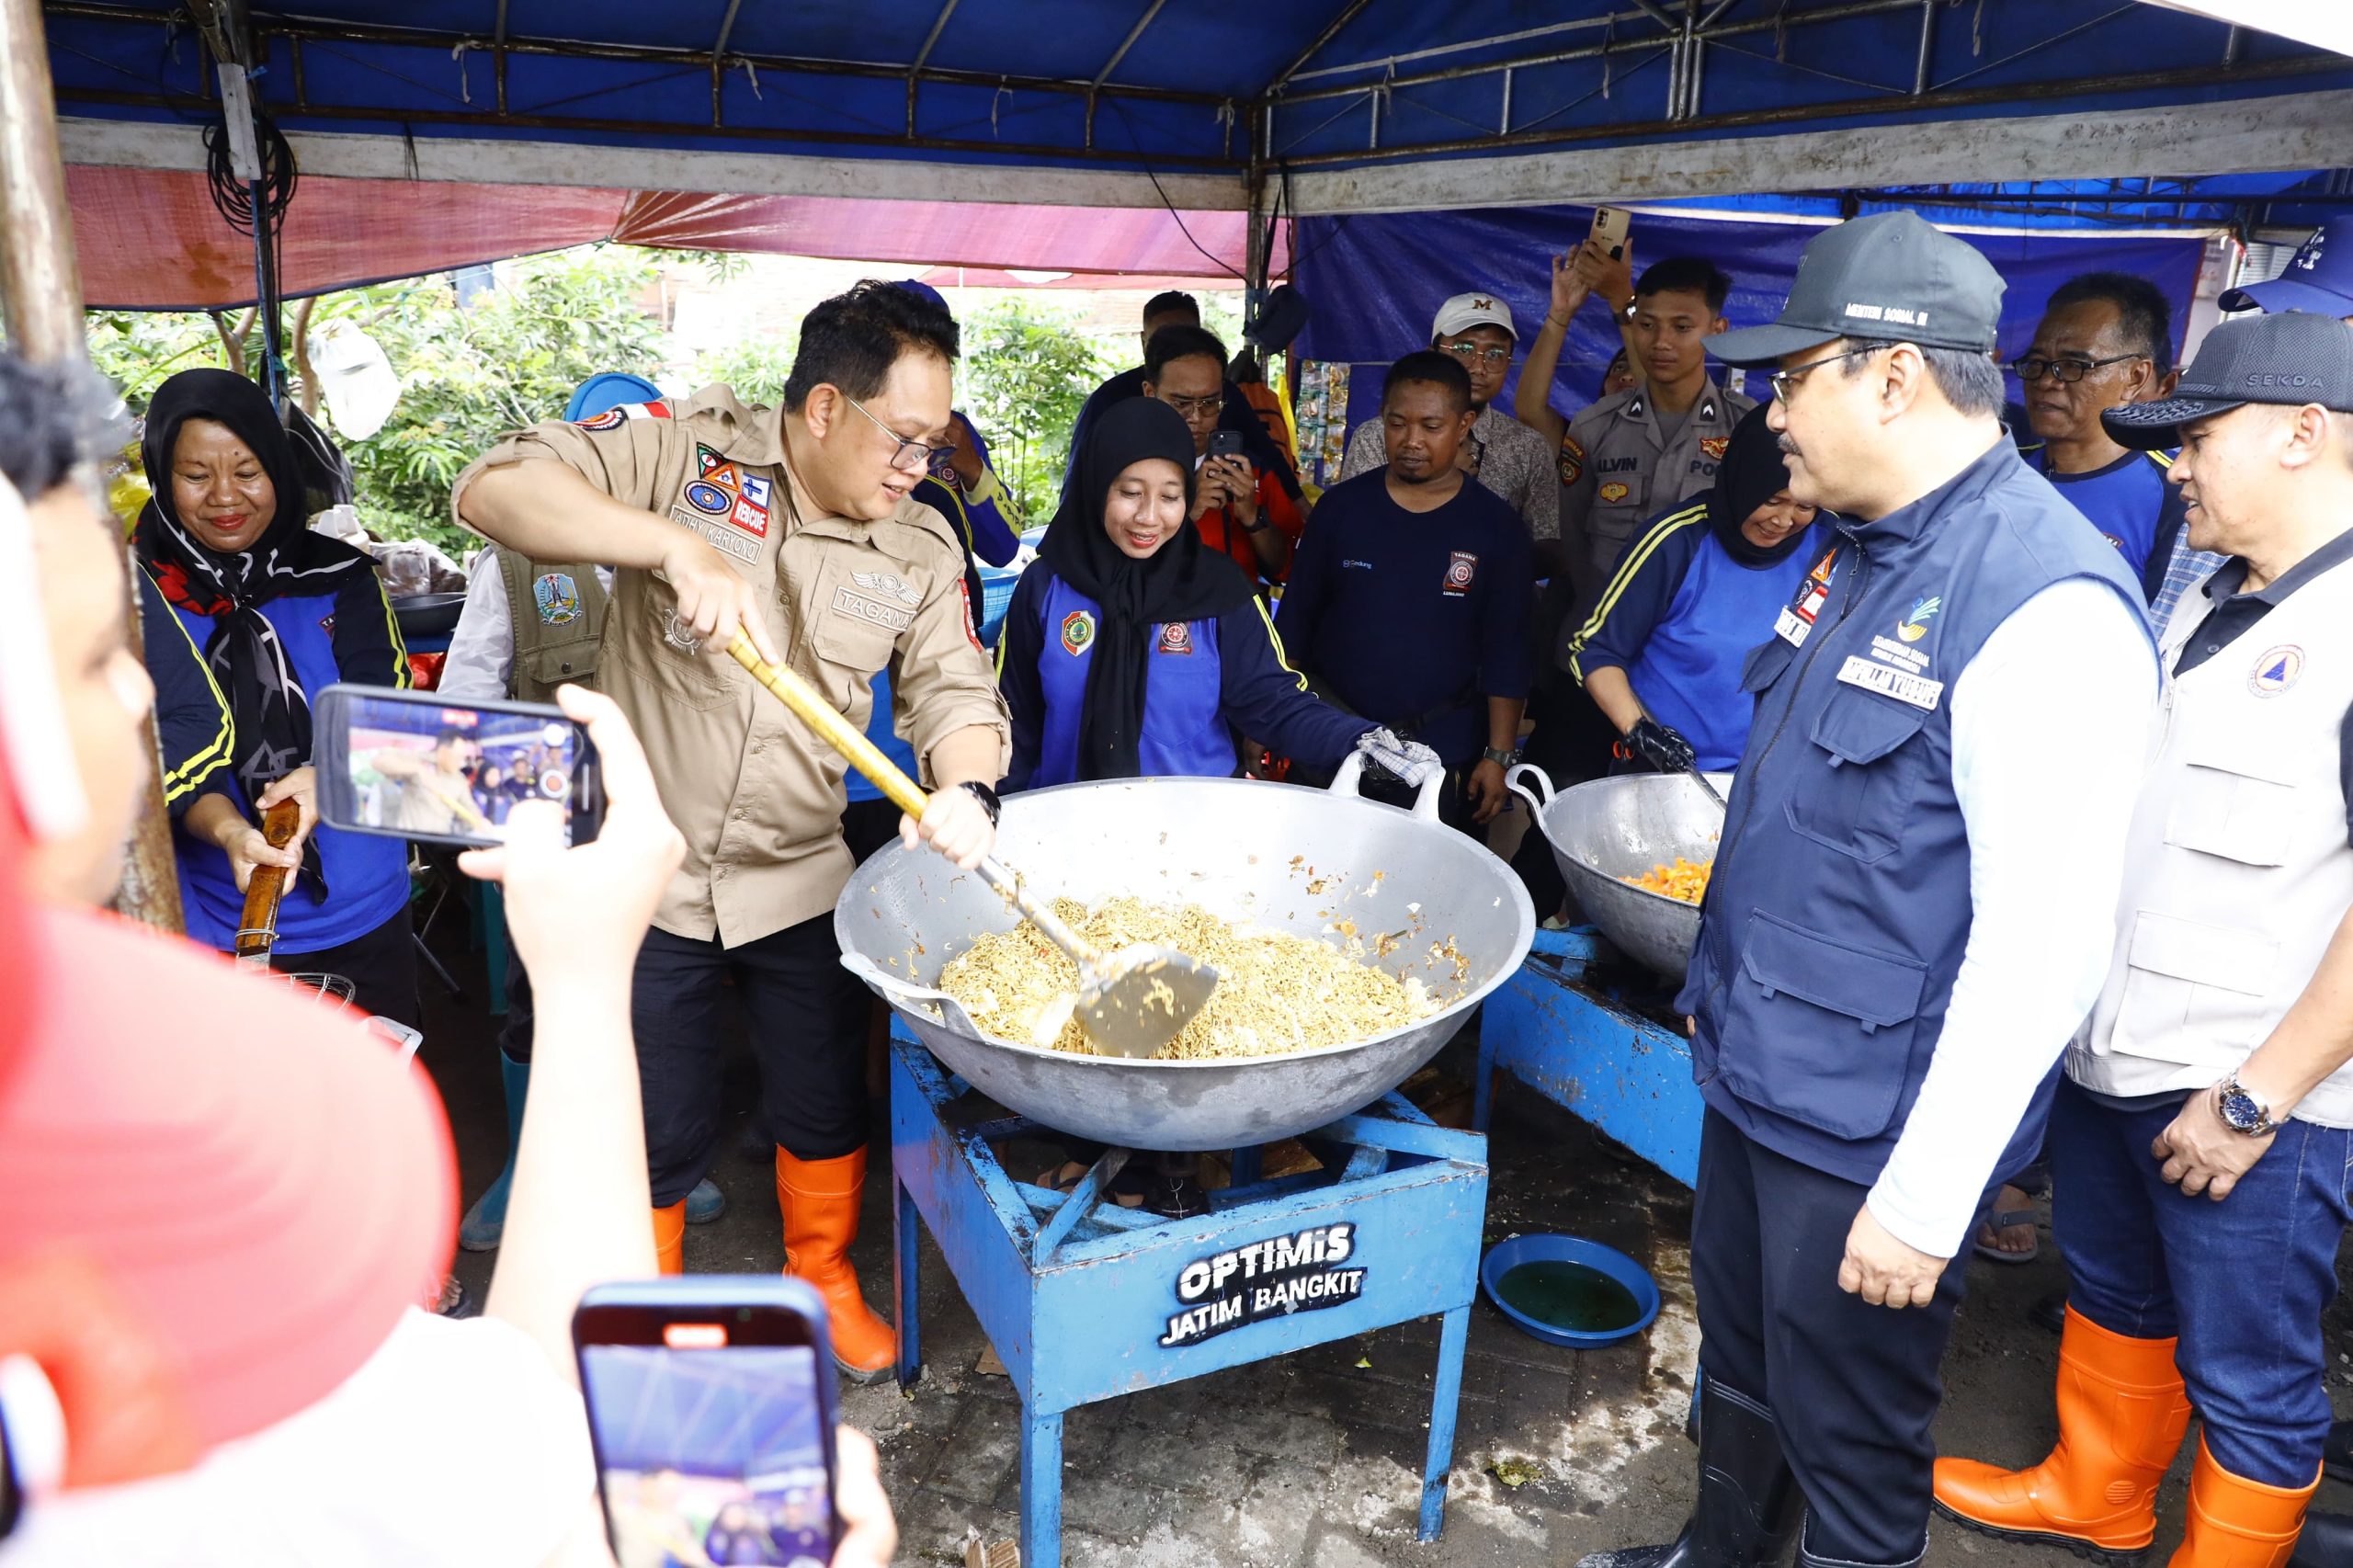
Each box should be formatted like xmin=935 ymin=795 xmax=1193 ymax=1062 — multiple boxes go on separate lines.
xmin=42 ymin=2 xmax=2353 ymax=213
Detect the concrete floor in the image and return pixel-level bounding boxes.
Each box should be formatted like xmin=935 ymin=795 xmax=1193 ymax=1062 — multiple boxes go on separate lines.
xmin=416 ymin=903 xmax=2353 ymax=1568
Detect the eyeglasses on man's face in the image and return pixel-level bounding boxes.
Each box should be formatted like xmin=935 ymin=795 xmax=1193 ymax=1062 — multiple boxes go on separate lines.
xmin=1768 ymin=345 xmax=1881 ymax=403
xmin=1440 ymin=340 xmax=1513 ymax=366
xmin=844 ymin=395 xmax=955 ymax=474
xmin=2013 ymin=353 xmax=2142 ymax=384
xmin=1161 ymin=392 xmax=1224 ymax=420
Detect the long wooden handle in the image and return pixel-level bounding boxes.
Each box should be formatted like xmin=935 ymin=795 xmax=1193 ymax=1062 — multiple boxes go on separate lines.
xmin=725 ymin=631 xmax=931 ymax=820
xmin=233 ymin=797 xmax=305 ymax=964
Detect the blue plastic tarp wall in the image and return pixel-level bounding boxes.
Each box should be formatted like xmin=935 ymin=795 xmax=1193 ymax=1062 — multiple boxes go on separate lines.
xmin=1291 ymin=205 xmax=2207 ymax=473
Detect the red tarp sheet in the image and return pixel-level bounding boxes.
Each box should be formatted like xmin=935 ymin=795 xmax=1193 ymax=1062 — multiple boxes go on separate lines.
xmin=69 ymin=166 xmax=1276 ymax=310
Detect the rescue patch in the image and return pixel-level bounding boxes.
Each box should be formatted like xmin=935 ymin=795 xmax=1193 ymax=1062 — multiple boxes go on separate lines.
xmin=1699 ymin=437 xmax=1730 ymax=460
xmin=731 ymin=473 xmax=772 ymax=538
xmin=1061 ymin=610 xmax=1097 ymax=656
xmin=683 ymin=480 xmax=732 ymax=516
xmin=573 ymin=400 xmax=670 ymax=430
xmin=1895 ymin=596 xmax=1941 ymax=643
xmin=1558 ymin=434 xmax=1586 ymax=486
xmin=852 ymin=569 xmax=922 ymax=608
xmin=2250 ymin=643 xmax=2304 ymax=697
xmin=1443 ymin=551 xmax=1478 ymax=597
xmin=1157 ymin=621 xmax=1194 ymax=656
xmin=1836 ymin=654 xmax=1943 ymax=710
xmin=1599 ymin=482 xmax=1631 ymax=504
xmin=572 ymin=408 xmax=626 ymax=431
xmin=533 ymin=572 xmax=582 ymax=625
xmin=831 ymin=585 xmax=914 ymax=634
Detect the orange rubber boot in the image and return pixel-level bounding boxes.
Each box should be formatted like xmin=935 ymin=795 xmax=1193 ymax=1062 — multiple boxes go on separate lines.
xmin=776 ymin=1146 xmax=896 ymax=1381
xmin=2167 ymin=1437 xmax=2319 ymax=1568
xmin=1935 ymin=1307 xmax=2191 ymax=1562
xmin=651 ymin=1200 xmax=687 ymax=1277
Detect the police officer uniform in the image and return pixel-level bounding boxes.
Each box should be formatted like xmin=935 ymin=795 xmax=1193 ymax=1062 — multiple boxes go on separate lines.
xmin=1580 ymin=213 xmax=2155 ymax=1568
xmin=1557 ymin=376 xmax=1755 ymax=609
xmin=450 ymin=382 xmax=1009 ymax=1323
xmin=1937 ymin=313 xmax=2353 ymax=1568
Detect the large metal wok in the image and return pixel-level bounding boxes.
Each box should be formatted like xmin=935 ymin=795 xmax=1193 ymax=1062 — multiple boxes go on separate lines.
xmin=1506 ymin=766 xmax=1728 ymax=982
xmin=835 ymin=758 xmax=1535 ymax=1151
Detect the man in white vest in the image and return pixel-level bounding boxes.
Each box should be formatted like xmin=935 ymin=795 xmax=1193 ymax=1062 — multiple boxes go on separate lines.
xmin=1935 ymin=310 xmax=2353 ymax=1568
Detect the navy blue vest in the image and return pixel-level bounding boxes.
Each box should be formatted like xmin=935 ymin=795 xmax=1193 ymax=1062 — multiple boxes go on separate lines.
xmin=1675 ymin=440 xmax=2152 ymax=1187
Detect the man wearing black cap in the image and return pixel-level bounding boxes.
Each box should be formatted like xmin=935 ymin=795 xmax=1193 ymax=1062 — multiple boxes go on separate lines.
xmin=1935 ymin=312 xmax=2353 ymax=1568
xmin=1579 ymin=210 xmax=2156 ymax=1568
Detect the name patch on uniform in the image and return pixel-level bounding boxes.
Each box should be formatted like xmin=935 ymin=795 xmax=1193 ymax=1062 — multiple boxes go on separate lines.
xmin=1598 ymin=482 xmax=1631 ymax=504
xmin=832 ymin=585 xmax=915 ymax=633
xmin=1836 ymin=655 xmax=1943 ymax=710
xmin=1558 ymin=434 xmax=1586 ymax=486
xmin=2250 ymin=643 xmax=2304 ymax=697
xmin=1062 ymin=610 xmax=1097 ymax=656
xmin=534 ymin=572 xmax=582 ymax=625
xmin=670 ymin=505 xmax=760 ymax=563
xmin=1157 ymin=622 xmax=1195 ymax=656
xmin=1443 ymin=551 xmax=1478 ymax=597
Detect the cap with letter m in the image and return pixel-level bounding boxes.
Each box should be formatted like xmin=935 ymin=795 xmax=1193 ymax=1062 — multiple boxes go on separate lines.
xmin=1704 ymin=210 xmax=2004 ymax=367
xmin=2104 ymin=311 xmax=2353 ymax=449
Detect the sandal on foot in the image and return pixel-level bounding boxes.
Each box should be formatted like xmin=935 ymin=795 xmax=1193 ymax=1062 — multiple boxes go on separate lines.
xmin=1972 ymin=1209 xmax=2040 ymax=1265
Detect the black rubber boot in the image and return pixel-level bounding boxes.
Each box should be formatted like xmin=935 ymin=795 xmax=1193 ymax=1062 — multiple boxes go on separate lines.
xmin=2290 ymin=1511 xmax=2353 ymax=1568
xmin=1576 ymin=1379 xmax=1804 ymax=1568
xmin=2326 ymin=1419 xmax=2353 ymax=1484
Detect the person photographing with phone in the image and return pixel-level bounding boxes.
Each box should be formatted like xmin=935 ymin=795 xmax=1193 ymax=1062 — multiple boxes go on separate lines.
xmin=1142 ymin=324 xmax=1305 ymax=585
xmin=454 ymin=281 xmax=1010 ymax=1381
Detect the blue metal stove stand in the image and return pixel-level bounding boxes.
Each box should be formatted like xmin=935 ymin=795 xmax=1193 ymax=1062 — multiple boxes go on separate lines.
xmin=1474 ymin=926 xmax=1702 ymax=1187
xmin=889 ymin=1033 xmax=1489 ymax=1567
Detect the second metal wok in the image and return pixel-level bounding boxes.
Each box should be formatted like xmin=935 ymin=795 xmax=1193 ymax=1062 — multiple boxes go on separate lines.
xmin=835 ymin=759 xmax=1535 ymax=1151
xmin=1506 ymin=766 xmax=1728 ymax=982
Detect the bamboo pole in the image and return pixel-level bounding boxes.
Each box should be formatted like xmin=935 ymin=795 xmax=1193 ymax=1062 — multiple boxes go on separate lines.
xmin=0 ymin=0 xmax=187 ymax=933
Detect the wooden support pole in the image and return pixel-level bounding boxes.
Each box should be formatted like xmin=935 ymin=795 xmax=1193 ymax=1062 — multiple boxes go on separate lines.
xmin=0 ymin=0 xmax=187 ymax=933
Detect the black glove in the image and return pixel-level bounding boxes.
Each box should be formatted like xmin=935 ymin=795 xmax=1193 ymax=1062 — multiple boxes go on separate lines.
xmin=1624 ymin=717 xmax=1697 ymax=774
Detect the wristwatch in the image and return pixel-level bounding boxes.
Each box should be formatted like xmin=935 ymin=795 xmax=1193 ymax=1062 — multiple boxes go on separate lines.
xmin=1481 ymin=745 xmax=1520 ymax=768
xmin=2215 ymin=1073 xmax=2279 ymax=1136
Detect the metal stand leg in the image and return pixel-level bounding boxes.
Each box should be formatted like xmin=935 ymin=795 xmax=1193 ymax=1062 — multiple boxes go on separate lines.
xmin=893 ymin=1172 xmax=922 ymax=1390
xmin=1019 ymin=1403 xmax=1064 ymax=1568
xmin=1418 ymin=1306 xmax=1472 ymax=1541
xmin=1229 ymin=1143 xmax=1262 ymax=1187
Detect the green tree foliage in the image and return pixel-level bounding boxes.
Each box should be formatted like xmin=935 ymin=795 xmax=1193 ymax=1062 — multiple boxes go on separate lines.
xmin=688 ymin=333 xmax=798 ymax=408
xmin=956 ymin=298 xmax=1114 ymax=524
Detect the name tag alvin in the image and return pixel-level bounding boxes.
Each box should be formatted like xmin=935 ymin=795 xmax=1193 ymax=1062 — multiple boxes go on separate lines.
xmin=1836 ymin=655 xmax=1943 ymax=710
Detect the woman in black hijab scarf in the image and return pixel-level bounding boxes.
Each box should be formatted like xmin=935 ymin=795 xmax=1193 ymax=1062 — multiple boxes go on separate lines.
xmin=1004 ymin=396 xmax=1411 ymax=791
xmin=134 ymin=368 xmax=421 ymax=1025
xmin=1564 ymin=403 xmax=1827 ymax=777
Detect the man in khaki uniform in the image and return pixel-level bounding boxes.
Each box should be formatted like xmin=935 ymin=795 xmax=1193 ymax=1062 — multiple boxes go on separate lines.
xmin=453 ymin=282 xmax=1008 ymax=1379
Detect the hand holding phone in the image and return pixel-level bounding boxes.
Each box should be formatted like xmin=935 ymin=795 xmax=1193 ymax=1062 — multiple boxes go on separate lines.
xmin=457 ymin=686 xmax=683 ymax=985
xmin=575 ymin=1278 xmax=842 ymax=1568
xmin=1589 ymin=203 xmax=1631 ymax=258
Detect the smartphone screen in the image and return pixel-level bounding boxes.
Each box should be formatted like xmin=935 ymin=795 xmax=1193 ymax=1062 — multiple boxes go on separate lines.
xmin=578 ymin=1335 xmax=834 ymax=1568
xmin=319 ymin=687 xmax=597 ymax=849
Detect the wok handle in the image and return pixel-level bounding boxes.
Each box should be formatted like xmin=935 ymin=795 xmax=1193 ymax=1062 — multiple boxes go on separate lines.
xmin=1505 ymin=762 xmax=1556 ymax=815
xmin=1328 ymin=752 xmax=1443 ymax=822
xmin=233 ymin=797 xmax=305 ymax=966
xmin=725 ymin=631 xmax=929 ymax=820
xmin=973 ymin=857 xmax=1103 ymax=968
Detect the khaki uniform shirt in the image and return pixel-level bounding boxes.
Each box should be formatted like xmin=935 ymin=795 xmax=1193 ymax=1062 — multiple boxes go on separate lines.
xmin=451 ymin=385 xmax=1010 ymax=947
xmin=1557 ymin=376 xmax=1756 ymax=590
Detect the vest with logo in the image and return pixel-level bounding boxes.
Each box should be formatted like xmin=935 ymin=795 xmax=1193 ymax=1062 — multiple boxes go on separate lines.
xmin=2068 ymin=555 xmax=2353 ymax=1124
xmin=1676 ymin=442 xmax=2151 ymax=1186
xmin=498 ymin=551 xmax=609 ymax=701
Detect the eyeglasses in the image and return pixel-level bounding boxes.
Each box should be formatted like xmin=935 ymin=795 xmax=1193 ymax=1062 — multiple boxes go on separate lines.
xmin=2013 ymin=353 xmax=2142 ymax=384
xmin=1768 ymin=345 xmax=1882 ymax=403
xmin=843 ymin=396 xmax=955 ymax=474
xmin=1441 ymin=341 xmax=1513 ymax=366
xmin=1162 ymin=392 xmax=1224 ymax=419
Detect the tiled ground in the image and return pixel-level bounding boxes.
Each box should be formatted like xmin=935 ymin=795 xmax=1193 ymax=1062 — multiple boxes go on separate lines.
xmin=425 ymin=937 xmax=2353 ymax=1567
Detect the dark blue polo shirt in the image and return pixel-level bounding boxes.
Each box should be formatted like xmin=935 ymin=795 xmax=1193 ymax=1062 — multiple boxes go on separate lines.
xmin=1275 ymin=469 xmax=1533 ymax=767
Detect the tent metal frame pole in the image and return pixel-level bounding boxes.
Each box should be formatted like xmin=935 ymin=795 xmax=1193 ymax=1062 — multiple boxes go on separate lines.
xmin=906 ymin=0 xmax=960 ymax=137
xmin=0 ymin=0 xmax=186 ymax=935
xmin=492 ymin=0 xmax=508 ymax=113
xmin=1913 ymin=0 xmax=1936 ymax=96
xmin=1260 ymin=0 xmax=1378 ymax=97
xmin=708 ymin=0 xmax=745 ymax=129
xmin=1275 ymin=49 xmax=2348 ymax=166
xmin=40 ymin=1 xmax=1230 ymax=110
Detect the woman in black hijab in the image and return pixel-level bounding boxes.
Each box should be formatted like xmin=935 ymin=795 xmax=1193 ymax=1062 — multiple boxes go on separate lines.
xmin=1562 ymin=403 xmax=1827 ymax=776
xmin=999 ymin=396 xmax=1421 ymax=791
xmin=997 ymin=397 xmax=1433 ymax=1212
xmin=134 ymin=368 xmax=421 ymax=1025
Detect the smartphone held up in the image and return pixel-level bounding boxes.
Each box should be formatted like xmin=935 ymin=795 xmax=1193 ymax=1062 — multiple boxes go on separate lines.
xmin=575 ymin=1278 xmax=841 ymax=1568
xmin=314 ymin=685 xmax=603 ymax=850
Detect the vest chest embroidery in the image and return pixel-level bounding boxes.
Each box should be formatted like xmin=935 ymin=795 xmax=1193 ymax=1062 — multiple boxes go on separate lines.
xmin=534 ymin=572 xmax=582 ymax=625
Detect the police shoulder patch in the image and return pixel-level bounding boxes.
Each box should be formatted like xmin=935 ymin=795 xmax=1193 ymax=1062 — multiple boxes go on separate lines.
xmin=1558 ymin=433 xmax=1586 ymax=486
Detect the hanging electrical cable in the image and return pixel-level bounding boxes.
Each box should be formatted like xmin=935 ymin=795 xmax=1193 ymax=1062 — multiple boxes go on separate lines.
xmin=200 ymin=101 xmax=297 ymax=406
